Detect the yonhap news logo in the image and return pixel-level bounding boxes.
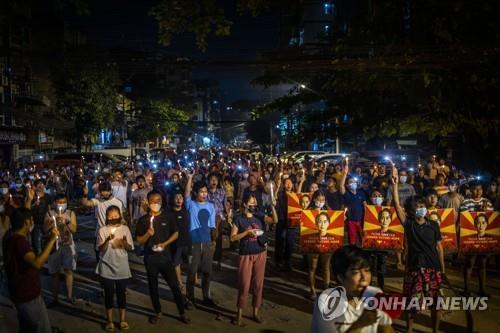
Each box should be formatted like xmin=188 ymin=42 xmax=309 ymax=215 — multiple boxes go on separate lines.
xmin=317 ymin=286 xmax=348 ymax=321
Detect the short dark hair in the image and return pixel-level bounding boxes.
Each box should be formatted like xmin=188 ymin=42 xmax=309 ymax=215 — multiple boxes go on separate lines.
xmin=147 ymin=189 xmax=163 ymax=201
xmin=11 ymin=208 xmax=33 ymax=231
xmin=332 ymin=245 xmax=371 ymax=281
xmin=192 ymin=181 xmax=208 ymax=194
xmin=136 ymin=175 xmax=146 ymax=182
xmin=98 ymin=181 xmax=112 ymax=192
xmin=55 ymin=193 xmax=67 ymax=201
xmin=242 ymin=193 xmax=257 ymax=206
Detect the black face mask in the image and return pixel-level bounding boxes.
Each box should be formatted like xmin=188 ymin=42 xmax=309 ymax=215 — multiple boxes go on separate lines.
xmin=107 ymin=218 xmax=121 ymax=225
xmin=247 ymin=205 xmax=257 ymax=213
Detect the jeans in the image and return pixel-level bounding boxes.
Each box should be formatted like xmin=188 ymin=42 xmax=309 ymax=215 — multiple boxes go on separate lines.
xmin=101 ymin=278 xmax=127 ymax=309
xmin=187 ymin=242 xmax=214 ymax=302
xmin=16 ymin=296 xmax=51 ymax=333
xmin=145 ymin=256 xmax=185 ymax=315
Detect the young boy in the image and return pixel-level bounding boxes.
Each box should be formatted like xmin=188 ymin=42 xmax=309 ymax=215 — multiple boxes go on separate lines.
xmin=311 ymin=245 xmax=394 ymax=333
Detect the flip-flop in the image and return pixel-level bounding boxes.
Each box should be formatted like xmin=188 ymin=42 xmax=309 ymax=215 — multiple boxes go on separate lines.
xmin=231 ymin=318 xmax=246 ymax=327
xmin=104 ymin=322 xmax=115 ymax=332
xmin=119 ymin=321 xmax=129 ymax=330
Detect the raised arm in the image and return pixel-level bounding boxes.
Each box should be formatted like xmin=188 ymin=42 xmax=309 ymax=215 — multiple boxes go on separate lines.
xmin=81 ymin=185 xmax=95 ymax=207
xmin=391 ymin=165 xmax=407 ymax=224
xmin=339 ymin=160 xmax=349 ymax=195
xmin=184 ymin=171 xmax=194 ymax=198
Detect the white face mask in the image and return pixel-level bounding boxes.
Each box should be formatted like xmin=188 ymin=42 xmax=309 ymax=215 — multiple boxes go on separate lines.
xmin=149 ymin=203 xmax=162 ymax=213
xmin=415 ymin=207 xmax=427 ymax=218
xmin=448 ymin=185 xmax=457 ymax=192
xmin=373 ymin=197 xmax=383 ymax=206
xmin=315 ymin=201 xmax=325 ymax=209
xmin=0 ymin=188 xmax=8 ymax=195
xmin=400 ymin=176 xmax=408 ymax=184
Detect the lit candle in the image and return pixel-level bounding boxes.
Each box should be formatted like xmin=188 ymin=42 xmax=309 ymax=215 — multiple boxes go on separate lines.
xmin=150 ymin=216 xmax=154 ymax=230
xmin=52 ymin=215 xmax=59 ymax=250
xmin=270 ymin=182 xmax=275 ymax=202
xmin=110 ymin=227 xmax=117 ymax=236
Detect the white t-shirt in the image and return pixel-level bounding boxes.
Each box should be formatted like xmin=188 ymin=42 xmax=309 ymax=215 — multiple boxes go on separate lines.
xmin=91 ymin=197 xmax=124 ymax=230
xmin=111 ymin=180 xmax=128 ymax=208
xmin=311 ymin=286 xmax=392 ymax=333
xmin=96 ymin=224 xmax=134 ymax=280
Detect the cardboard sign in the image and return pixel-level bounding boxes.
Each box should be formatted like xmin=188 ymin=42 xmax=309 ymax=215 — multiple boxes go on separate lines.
xmin=427 ymin=208 xmax=457 ymax=252
xmin=299 ymin=210 xmax=344 ymax=253
xmin=460 ymin=211 xmax=500 ymax=254
xmin=362 ymin=205 xmax=404 ymax=251
xmin=287 ymin=192 xmax=312 ymax=228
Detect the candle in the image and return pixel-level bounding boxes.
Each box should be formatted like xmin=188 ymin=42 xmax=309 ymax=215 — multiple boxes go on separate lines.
xmin=110 ymin=227 xmax=117 ymax=236
xmin=150 ymin=216 xmax=154 ymax=230
xmin=270 ymin=182 xmax=275 ymax=202
xmin=52 ymin=215 xmax=59 ymax=250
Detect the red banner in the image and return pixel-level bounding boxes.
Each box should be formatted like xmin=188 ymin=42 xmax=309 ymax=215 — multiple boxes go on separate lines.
xmin=427 ymin=208 xmax=457 ymax=252
xmin=299 ymin=210 xmax=344 ymax=253
xmin=287 ymin=192 xmax=312 ymax=228
xmin=460 ymin=211 xmax=500 ymax=254
xmin=362 ymin=205 xmax=404 ymax=251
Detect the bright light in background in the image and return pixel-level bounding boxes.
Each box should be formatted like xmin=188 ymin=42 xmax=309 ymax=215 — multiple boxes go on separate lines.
xmin=299 ymin=84 xmax=306 ymax=89
xmin=203 ymin=137 xmax=211 ymax=145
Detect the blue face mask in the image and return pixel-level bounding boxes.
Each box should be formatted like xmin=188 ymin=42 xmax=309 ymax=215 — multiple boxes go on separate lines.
xmin=415 ymin=207 xmax=427 ymax=218
xmin=348 ymin=183 xmax=357 ymax=191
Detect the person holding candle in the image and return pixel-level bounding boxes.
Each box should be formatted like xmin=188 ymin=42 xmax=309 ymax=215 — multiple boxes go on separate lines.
xmin=136 ymin=190 xmax=191 ymax=325
xmin=96 ymin=205 xmax=134 ymax=332
xmin=43 ymin=194 xmax=77 ymax=307
xmin=230 ymin=193 xmax=278 ymax=326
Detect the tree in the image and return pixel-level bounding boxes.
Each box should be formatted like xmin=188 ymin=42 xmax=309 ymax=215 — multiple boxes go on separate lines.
xmin=54 ymin=63 xmax=121 ymax=151
xmin=129 ymin=100 xmax=189 ymax=145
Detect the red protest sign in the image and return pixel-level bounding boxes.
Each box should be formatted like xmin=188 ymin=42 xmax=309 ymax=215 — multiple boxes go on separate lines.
xmin=299 ymin=210 xmax=344 ymax=253
xmin=287 ymin=192 xmax=312 ymax=228
xmin=427 ymin=208 xmax=457 ymax=252
xmin=460 ymin=211 xmax=500 ymax=254
xmin=362 ymin=205 xmax=404 ymax=251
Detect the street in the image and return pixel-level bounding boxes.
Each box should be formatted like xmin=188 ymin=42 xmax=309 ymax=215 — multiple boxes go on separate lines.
xmin=2 ymin=213 xmax=500 ymax=333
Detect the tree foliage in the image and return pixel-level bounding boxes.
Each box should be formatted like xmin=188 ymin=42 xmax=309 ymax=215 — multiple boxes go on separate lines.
xmin=129 ymin=100 xmax=189 ymax=143
xmin=54 ymin=63 xmax=120 ymax=150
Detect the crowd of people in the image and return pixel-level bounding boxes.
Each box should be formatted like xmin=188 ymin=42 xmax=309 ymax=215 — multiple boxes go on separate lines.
xmin=0 ymin=150 xmax=499 ymax=333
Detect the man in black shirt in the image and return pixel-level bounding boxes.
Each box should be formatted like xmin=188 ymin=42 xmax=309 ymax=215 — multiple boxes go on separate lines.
xmin=166 ymin=192 xmax=191 ymax=293
xmin=393 ymin=167 xmax=445 ymax=333
xmin=136 ymin=190 xmax=191 ymax=325
xmin=25 ymin=180 xmax=53 ymax=254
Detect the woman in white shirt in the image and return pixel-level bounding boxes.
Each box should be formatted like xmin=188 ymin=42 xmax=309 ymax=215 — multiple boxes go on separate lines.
xmin=96 ymin=205 xmax=134 ymax=332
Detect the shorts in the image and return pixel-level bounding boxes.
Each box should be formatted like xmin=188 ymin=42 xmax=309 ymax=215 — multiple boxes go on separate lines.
xmin=403 ymin=267 xmax=443 ymax=313
xmin=173 ymin=245 xmax=190 ymax=266
xmin=48 ymin=245 xmax=77 ymax=275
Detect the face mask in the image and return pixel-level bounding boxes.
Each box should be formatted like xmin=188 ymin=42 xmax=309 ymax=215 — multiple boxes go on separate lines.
xmin=348 ymin=183 xmax=357 ymax=191
xmin=28 ymin=175 xmax=35 ymax=180
xmin=264 ymin=174 xmax=270 ymax=181
xmin=448 ymin=185 xmax=457 ymax=192
xmin=56 ymin=204 xmax=67 ymax=212
xmin=315 ymin=201 xmax=325 ymax=209
xmin=400 ymin=176 xmax=407 ymax=184
xmin=107 ymin=218 xmax=121 ymax=225
xmin=0 ymin=205 xmax=4 ymax=213
xmin=149 ymin=203 xmax=162 ymax=213
xmin=247 ymin=205 xmax=257 ymax=213
xmin=373 ymin=197 xmax=383 ymax=206
xmin=0 ymin=188 xmax=8 ymax=195
xmin=44 ymin=188 xmax=50 ymax=194
xmin=19 ymin=171 xmax=24 ymax=177
xmin=41 ymin=175 xmax=47 ymax=180
xmin=415 ymin=207 xmax=427 ymax=218
xmin=243 ymin=173 xmax=249 ymax=179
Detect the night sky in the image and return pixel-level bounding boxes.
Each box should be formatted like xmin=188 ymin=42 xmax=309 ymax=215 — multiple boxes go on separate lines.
xmin=67 ymin=0 xmax=290 ymax=104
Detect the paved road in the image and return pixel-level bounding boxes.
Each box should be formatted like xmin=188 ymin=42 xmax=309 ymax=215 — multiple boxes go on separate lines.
xmin=1 ymin=213 xmax=500 ymax=332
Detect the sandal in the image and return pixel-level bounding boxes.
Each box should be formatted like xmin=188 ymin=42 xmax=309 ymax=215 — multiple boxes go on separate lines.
xmin=119 ymin=321 xmax=129 ymax=330
xmin=104 ymin=322 xmax=115 ymax=332
xmin=231 ymin=318 xmax=246 ymax=327
xmin=149 ymin=314 xmax=161 ymax=325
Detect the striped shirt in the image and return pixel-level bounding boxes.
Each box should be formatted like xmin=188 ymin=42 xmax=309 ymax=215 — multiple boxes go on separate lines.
xmin=460 ymin=197 xmax=493 ymax=212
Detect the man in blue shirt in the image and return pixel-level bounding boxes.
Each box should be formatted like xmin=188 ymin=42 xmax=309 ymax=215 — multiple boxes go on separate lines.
xmin=184 ymin=171 xmax=217 ymax=307
xmin=340 ymin=162 xmax=366 ymax=245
